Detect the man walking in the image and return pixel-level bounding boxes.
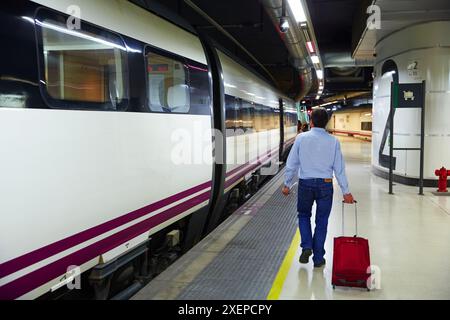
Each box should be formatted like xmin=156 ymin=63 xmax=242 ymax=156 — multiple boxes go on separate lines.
xmin=282 ymin=107 xmax=354 ymax=268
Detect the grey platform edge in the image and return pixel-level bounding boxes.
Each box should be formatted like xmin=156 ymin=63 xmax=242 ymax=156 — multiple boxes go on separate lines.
xmin=132 ymin=168 xmax=299 ymax=300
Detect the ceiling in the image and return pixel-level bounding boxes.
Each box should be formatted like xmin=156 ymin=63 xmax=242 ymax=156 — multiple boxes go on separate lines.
xmin=306 ymin=0 xmax=361 ymax=53
xmin=128 ymin=0 xmax=450 ymax=109
xmin=354 ymin=0 xmax=450 ymax=60
xmin=130 ymin=0 xmax=301 ymax=97
xmin=303 ymin=0 xmax=374 ymax=103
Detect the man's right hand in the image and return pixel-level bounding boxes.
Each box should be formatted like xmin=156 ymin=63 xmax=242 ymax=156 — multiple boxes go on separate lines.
xmin=282 ymin=186 xmax=290 ymax=196
xmin=343 ymin=193 xmax=355 ymax=204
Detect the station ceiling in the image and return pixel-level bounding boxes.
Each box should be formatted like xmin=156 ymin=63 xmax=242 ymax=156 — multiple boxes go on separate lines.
xmin=130 ymin=0 xmax=297 ymax=95
xmin=129 ymin=0 xmax=375 ymax=105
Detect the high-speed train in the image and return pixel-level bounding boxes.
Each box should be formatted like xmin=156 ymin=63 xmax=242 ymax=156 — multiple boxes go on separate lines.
xmin=0 ymin=0 xmax=298 ymax=299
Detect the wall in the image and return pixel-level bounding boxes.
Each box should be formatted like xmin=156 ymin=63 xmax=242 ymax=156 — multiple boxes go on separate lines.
xmin=328 ymin=107 xmax=372 ymax=140
xmin=372 ymin=21 xmax=450 ymax=182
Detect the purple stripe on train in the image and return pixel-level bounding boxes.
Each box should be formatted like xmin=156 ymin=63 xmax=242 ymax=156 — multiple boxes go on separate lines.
xmin=0 ymin=181 xmax=212 ymax=279
xmin=0 ymin=146 xmax=280 ymax=281
xmin=0 ymin=191 xmax=211 ymax=300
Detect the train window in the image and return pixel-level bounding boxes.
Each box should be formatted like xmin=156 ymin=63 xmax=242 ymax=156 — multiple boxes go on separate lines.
xmin=253 ymin=104 xmax=263 ymax=132
xmin=146 ymin=50 xmax=190 ymax=113
xmin=225 ymin=95 xmax=240 ymax=134
xmin=240 ymin=100 xmax=255 ymax=133
xmin=37 ymin=13 xmax=129 ymax=110
xmin=273 ymin=108 xmax=280 ymax=129
xmin=361 ymin=122 xmax=372 ymax=131
xmin=188 ymin=63 xmax=211 ymax=115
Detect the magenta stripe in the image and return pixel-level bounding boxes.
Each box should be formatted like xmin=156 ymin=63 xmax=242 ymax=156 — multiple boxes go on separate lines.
xmin=0 ymin=146 xmax=280 ymax=281
xmin=332 ymin=129 xmax=372 ymax=138
xmin=225 ymin=146 xmax=280 ymax=177
xmin=225 ymin=151 xmax=278 ymax=188
xmin=225 ymin=163 xmax=261 ymax=189
xmin=0 ymin=181 xmax=212 ymax=279
xmin=0 ymin=191 xmax=211 ymax=300
xmin=226 ymin=155 xmax=270 ymax=184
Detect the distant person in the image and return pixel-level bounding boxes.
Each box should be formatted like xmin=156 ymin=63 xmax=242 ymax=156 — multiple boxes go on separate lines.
xmin=297 ymin=122 xmax=309 ymax=134
xmin=301 ymin=123 xmax=309 ymax=133
xmin=282 ymin=107 xmax=354 ymax=268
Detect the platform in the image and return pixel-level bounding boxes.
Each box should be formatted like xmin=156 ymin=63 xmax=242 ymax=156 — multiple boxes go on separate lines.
xmin=132 ymin=137 xmax=450 ymax=300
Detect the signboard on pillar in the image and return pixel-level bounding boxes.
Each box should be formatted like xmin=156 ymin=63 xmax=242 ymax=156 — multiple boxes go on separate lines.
xmin=396 ymin=83 xmax=424 ymax=108
xmin=407 ymin=60 xmax=421 ymax=80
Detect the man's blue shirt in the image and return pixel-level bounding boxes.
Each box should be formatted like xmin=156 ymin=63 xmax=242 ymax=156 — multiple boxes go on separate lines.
xmin=284 ymin=128 xmax=350 ymax=195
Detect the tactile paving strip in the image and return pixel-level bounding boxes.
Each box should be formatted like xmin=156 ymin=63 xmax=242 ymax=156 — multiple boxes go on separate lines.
xmin=176 ymin=175 xmax=299 ymax=300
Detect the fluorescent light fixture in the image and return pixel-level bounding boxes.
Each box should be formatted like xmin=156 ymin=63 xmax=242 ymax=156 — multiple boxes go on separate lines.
xmin=318 ymin=100 xmax=338 ymax=108
xmin=288 ymin=0 xmax=307 ymax=23
xmin=306 ymin=41 xmax=315 ymax=53
xmin=315 ymin=95 xmax=321 ymax=100
xmin=22 ymin=16 xmax=35 ymax=24
xmin=241 ymin=90 xmax=255 ymax=96
xmin=316 ymin=69 xmax=324 ymax=80
xmin=125 ymin=44 xmax=141 ymax=54
xmin=311 ymin=55 xmax=320 ymax=64
xmin=35 ymin=19 xmax=127 ymax=51
xmin=280 ymin=18 xmax=289 ymax=32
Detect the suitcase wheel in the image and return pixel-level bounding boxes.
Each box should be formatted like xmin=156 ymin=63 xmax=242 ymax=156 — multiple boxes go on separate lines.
xmin=333 ymin=285 xmax=336 ymax=290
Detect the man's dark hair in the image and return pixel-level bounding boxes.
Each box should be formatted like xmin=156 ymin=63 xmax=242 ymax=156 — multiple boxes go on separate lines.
xmin=311 ymin=107 xmax=329 ymax=128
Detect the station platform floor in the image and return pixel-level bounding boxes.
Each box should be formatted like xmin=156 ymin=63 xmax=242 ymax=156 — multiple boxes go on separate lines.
xmin=132 ymin=137 xmax=450 ymax=300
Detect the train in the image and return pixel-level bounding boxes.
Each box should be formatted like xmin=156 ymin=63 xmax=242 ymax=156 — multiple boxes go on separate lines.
xmin=327 ymin=107 xmax=372 ymax=141
xmin=0 ymin=0 xmax=299 ymax=299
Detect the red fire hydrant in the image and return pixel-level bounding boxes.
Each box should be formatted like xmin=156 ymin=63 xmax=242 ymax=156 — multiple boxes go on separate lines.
xmin=435 ymin=167 xmax=450 ymax=192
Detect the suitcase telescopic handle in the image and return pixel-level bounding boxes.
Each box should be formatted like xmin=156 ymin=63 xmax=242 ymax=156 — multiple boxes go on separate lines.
xmin=341 ymin=200 xmax=358 ymax=236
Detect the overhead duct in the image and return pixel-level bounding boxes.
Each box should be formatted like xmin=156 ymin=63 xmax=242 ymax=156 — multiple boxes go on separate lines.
xmin=261 ymin=0 xmax=314 ymax=100
xmin=322 ymin=51 xmax=374 ymax=68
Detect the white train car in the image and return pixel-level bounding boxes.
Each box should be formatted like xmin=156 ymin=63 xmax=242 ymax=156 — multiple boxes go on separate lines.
xmin=0 ymin=0 xmax=298 ymax=299
xmin=327 ymin=107 xmax=372 ymax=141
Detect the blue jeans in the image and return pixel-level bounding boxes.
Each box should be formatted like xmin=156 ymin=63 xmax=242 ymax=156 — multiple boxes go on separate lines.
xmin=297 ymin=178 xmax=334 ymax=264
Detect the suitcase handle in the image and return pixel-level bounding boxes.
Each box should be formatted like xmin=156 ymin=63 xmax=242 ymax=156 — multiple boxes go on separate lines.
xmin=341 ymin=200 xmax=358 ymax=236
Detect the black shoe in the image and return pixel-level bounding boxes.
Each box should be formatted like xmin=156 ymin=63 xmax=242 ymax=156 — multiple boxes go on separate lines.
xmin=299 ymin=249 xmax=312 ymax=264
xmin=314 ymin=259 xmax=326 ymax=268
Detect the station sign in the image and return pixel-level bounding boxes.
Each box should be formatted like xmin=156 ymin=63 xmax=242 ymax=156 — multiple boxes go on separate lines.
xmin=394 ymin=83 xmax=424 ymax=108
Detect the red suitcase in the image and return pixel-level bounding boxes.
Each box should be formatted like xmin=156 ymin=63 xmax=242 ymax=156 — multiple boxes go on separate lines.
xmin=332 ymin=201 xmax=371 ymax=290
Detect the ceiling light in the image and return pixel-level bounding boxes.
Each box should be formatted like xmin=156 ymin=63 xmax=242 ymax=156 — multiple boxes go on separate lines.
xmin=306 ymin=41 xmax=315 ymax=53
xmin=315 ymin=95 xmax=321 ymax=100
xmin=316 ymin=69 xmax=324 ymax=80
xmin=288 ymin=0 xmax=307 ymax=23
xmin=279 ymin=17 xmax=289 ymax=33
xmin=311 ymin=55 xmax=320 ymax=64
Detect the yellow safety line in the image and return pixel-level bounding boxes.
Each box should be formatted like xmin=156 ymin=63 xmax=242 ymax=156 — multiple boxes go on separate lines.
xmin=267 ymin=229 xmax=300 ymax=300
